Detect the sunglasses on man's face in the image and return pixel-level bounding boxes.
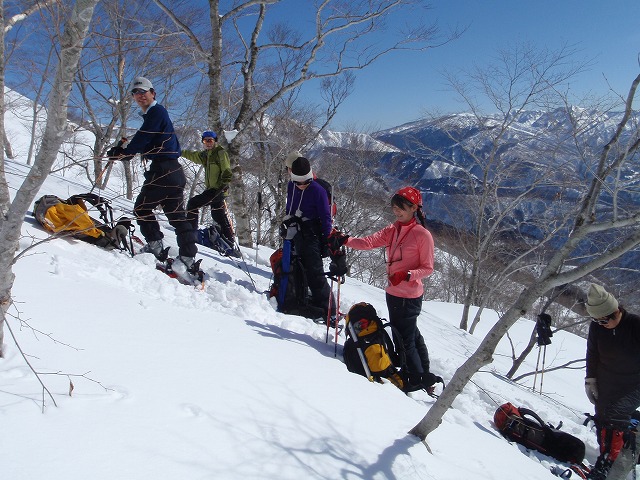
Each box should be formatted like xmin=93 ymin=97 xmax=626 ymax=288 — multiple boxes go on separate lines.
xmin=294 ymin=179 xmax=312 ymax=186
xmin=203 ymin=138 xmax=215 ymax=143
xmin=131 ymin=89 xmax=148 ymax=95
xmin=591 ymin=314 xmax=616 ymax=325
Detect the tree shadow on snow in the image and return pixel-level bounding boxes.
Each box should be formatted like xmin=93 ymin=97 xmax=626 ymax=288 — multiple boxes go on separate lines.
xmin=245 ymin=320 xmax=342 ymax=360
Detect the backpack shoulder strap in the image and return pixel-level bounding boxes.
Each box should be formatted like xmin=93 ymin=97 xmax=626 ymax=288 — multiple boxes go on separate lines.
xmin=68 ymin=193 xmax=113 ymax=226
xmin=518 ymin=407 xmax=546 ymax=428
xmin=382 ymin=321 xmax=406 ymax=369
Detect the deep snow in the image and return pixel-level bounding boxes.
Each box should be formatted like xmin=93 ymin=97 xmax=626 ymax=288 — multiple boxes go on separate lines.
xmin=1 ymin=90 xmax=604 ymax=480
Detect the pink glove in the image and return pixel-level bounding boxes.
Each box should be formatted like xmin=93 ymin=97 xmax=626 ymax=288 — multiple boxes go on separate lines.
xmin=389 ymin=271 xmax=410 ymax=286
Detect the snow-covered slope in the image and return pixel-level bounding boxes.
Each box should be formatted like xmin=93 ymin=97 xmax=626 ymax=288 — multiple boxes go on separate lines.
xmin=1 ymin=89 xmax=598 ymax=480
xmin=3 ymin=164 xmax=597 ymax=480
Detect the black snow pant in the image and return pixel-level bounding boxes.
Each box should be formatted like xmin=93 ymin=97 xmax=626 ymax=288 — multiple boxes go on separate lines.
xmin=386 ymin=293 xmax=430 ymax=379
xmin=294 ymin=223 xmax=333 ymax=318
xmin=186 ymin=187 xmax=234 ymax=243
xmin=134 ymin=159 xmax=197 ymax=258
xmin=595 ymin=377 xmax=640 ymax=430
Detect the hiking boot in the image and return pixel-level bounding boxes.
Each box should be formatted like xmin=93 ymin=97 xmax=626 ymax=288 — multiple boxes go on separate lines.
xmin=587 ymin=457 xmax=612 ymax=480
xmin=422 ymin=372 xmax=444 ymax=396
xmin=219 ymin=235 xmax=241 ymax=258
xmin=170 ymin=256 xmax=201 ymax=282
xmin=312 ymin=316 xmax=337 ymax=328
xmin=140 ymin=240 xmax=169 ymax=261
xmin=176 ymin=255 xmax=195 ymax=272
xmin=207 ymin=226 xmax=220 ymax=245
xmin=403 ymin=374 xmax=424 ymax=393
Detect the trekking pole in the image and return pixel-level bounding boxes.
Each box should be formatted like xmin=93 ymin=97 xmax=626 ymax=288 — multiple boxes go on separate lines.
xmin=539 ymin=344 xmax=547 ymax=395
xmin=90 ymin=160 xmax=113 ymax=195
xmin=533 ymin=346 xmax=542 ymax=393
xmin=325 ymin=277 xmax=334 ymax=344
xmin=324 ymin=182 xmax=338 ymax=345
xmin=333 ymin=278 xmax=342 ymax=357
xmin=255 ymin=191 xmax=262 ymax=266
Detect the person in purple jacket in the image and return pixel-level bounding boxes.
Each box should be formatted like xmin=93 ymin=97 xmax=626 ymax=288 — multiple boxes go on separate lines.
xmin=284 ymin=157 xmax=333 ymax=319
xmin=108 ymin=77 xmax=198 ymax=275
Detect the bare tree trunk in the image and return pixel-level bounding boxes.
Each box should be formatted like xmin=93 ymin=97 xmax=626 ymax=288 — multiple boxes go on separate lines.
xmin=505 ymin=325 xmax=537 ymax=379
xmin=227 ymin=138 xmax=252 ymax=245
xmin=410 ymin=282 xmax=551 ymax=439
xmin=0 ymin=0 xmax=8 ymax=225
xmin=0 ymin=0 xmax=99 ymax=357
xmin=27 ymin=46 xmax=54 ymax=165
xmin=468 ymin=305 xmax=485 ymax=335
xmin=3 ymin=128 xmax=12 ymax=160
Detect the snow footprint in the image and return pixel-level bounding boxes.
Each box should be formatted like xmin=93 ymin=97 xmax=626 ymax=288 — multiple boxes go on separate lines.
xmin=49 ymin=254 xmax=61 ymax=275
xmin=181 ymin=403 xmax=206 ymax=418
xmin=106 ymin=385 xmax=131 ymax=401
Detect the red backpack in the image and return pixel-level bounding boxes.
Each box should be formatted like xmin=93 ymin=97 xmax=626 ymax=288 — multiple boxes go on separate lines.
xmin=494 ymin=402 xmax=585 ymax=464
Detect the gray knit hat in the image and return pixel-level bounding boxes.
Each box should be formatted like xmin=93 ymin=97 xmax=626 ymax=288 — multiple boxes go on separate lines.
xmin=586 ymin=284 xmax=619 ymax=318
xmin=285 ymin=151 xmax=302 ymax=169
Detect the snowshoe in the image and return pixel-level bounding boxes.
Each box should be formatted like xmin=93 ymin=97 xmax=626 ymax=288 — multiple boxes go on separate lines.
xmin=156 ymin=257 xmax=206 ymax=287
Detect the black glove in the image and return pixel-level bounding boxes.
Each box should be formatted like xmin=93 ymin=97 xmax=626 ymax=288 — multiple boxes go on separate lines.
xmin=279 ymin=216 xmax=301 ymax=239
xmin=107 ymin=146 xmax=123 ymax=157
xmin=328 ymin=229 xmax=349 ymax=254
xmin=329 ymin=253 xmax=349 ymax=276
xmin=106 ymin=146 xmax=133 ymax=161
xmin=422 ymin=372 xmax=444 ymax=388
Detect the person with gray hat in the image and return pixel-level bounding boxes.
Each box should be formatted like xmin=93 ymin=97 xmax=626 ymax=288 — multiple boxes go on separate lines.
xmin=584 ymin=283 xmax=640 ymax=479
xmin=107 ymin=76 xmax=199 ymax=278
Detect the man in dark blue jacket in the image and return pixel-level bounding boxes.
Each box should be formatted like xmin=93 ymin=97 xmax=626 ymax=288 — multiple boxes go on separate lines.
xmin=109 ymin=77 xmax=198 ymax=275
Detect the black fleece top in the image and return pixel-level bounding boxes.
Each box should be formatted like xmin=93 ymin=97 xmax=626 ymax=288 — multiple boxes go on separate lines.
xmin=586 ymin=309 xmax=640 ymax=384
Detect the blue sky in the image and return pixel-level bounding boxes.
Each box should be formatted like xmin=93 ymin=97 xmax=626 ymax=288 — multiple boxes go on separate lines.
xmin=302 ymin=1 xmax=640 ymax=131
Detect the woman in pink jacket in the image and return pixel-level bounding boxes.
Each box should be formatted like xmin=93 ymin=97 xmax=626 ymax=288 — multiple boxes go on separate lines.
xmin=333 ymin=187 xmax=436 ymax=391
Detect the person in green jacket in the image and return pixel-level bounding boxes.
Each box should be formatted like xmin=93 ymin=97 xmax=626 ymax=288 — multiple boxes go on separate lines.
xmin=182 ymin=131 xmax=237 ymax=250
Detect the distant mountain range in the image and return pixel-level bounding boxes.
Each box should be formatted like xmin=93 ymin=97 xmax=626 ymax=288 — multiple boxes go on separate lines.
xmin=315 ymin=108 xmax=640 ymax=293
xmin=318 ymin=108 xmax=640 ymax=235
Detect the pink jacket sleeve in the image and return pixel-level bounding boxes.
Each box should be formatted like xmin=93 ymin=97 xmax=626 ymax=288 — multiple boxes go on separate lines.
xmin=345 ymin=222 xmax=434 ymax=299
xmin=345 ymin=224 xmax=395 ymax=250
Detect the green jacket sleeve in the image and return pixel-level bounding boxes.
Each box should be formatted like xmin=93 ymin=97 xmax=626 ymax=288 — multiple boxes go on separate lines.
xmin=181 ymin=149 xmax=205 ymax=166
xmin=218 ymin=149 xmax=232 ymax=185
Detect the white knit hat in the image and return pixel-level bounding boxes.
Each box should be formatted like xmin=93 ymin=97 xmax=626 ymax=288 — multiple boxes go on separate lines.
xmin=586 ymin=284 xmax=619 ymax=318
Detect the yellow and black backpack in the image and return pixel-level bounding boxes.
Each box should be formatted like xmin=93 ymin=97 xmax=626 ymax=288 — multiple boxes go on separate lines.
xmin=32 ymin=193 xmax=135 ymax=254
xmin=343 ymin=302 xmax=407 ymax=390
